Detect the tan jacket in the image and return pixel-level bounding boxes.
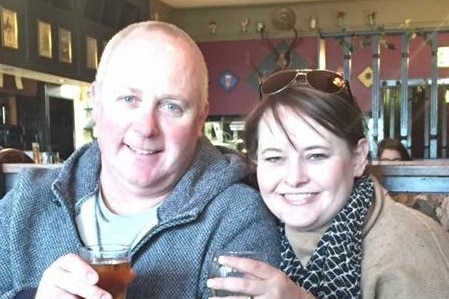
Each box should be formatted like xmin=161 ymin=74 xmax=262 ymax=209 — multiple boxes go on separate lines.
xmin=361 ymin=177 xmax=449 ymax=298
xmin=286 ymin=176 xmax=449 ymax=298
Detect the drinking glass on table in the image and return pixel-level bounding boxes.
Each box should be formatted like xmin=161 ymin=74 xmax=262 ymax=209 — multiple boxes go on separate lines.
xmin=208 ymin=250 xmax=267 ymax=297
xmin=79 ymin=244 xmax=132 ymax=299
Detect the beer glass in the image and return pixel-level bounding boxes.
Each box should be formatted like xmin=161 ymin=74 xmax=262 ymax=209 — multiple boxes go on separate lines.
xmin=80 ymin=244 xmax=132 ymax=299
xmin=208 ymin=250 xmax=267 ymax=297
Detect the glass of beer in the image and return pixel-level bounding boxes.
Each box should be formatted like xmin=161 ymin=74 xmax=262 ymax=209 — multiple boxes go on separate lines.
xmin=208 ymin=250 xmax=267 ymax=297
xmin=80 ymin=244 xmax=132 ymax=299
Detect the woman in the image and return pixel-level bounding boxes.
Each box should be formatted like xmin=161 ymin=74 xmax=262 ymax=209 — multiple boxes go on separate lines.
xmin=207 ymin=69 xmax=449 ymax=299
xmin=377 ymin=138 xmax=411 ymax=161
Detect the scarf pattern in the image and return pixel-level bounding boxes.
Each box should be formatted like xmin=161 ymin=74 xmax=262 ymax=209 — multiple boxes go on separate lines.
xmin=280 ymin=176 xmax=374 ymax=298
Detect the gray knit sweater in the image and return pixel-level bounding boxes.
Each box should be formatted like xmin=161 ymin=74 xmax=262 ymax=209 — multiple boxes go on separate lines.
xmin=0 ymin=137 xmax=281 ymax=299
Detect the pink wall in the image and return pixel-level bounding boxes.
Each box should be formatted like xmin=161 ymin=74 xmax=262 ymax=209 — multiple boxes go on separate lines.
xmin=199 ymin=32 xmax=449 ymax=116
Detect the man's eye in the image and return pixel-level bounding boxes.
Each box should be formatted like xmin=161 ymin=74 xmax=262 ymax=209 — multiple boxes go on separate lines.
xmin=160 ymin=102 xmax=183 ymax=114
xmin=120 ymin=95 xmax=137 ymax=104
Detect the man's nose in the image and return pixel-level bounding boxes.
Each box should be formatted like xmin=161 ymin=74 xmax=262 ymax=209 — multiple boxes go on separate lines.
xmin=134 ymin=108 xmax=160 ymax=137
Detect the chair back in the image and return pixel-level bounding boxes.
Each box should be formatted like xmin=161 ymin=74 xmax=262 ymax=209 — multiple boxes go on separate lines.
xmin=0 ymin=148 xmax=34 ymax=163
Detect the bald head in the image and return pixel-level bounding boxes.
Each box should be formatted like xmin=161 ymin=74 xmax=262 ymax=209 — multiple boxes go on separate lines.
xmin=95 ymin=21 xmax=209 ymax=107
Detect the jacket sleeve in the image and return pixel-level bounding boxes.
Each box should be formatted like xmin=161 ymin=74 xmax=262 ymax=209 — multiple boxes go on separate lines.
xmin=197 ymin=183 xmax=281 ymax=299
xmin=362 ymin=195 xmax=449 ymax=299
xmin=13 ymin=289 xmax=37 ymax=299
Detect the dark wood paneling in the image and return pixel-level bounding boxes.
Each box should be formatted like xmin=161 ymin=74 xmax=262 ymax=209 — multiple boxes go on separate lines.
xmin=0 ymin=0 xmax=149 ymax=83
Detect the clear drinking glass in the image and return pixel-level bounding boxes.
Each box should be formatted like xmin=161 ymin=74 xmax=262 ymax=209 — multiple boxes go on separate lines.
xmin=79 ymin=244 xmax=132 ymax=299
xmin=208 ymin=250 xmax=267 ymax=297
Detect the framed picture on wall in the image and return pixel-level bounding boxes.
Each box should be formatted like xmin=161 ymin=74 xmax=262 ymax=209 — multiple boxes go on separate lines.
xmin=86 ymin=36 xmax=98 ymax=69
xmin=38 ymin=20 xmax=52 ymax=58
xmin=58 ymin=27 xmax=72 ymax=63
xmin=1 ymin=8 xmax=18 ymax=49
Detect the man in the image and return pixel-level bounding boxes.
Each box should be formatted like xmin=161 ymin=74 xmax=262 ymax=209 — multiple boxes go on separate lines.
xmin=0 ymin=21 xmax=280 ymax=299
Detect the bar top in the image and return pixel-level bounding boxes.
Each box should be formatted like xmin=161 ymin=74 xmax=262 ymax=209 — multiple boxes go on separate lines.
xmin=1 ymin=163 xmax=61 ymax=174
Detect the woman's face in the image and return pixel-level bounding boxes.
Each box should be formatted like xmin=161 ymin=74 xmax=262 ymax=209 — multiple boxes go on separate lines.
xmin=256 ymin=107 xmax=368 ymax=231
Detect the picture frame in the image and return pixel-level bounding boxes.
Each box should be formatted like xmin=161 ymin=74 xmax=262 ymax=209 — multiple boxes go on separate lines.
xmin=38 ymin=20 xmax=52 ymax=58
xmin=86 ymin=36 xmax=98 ymax=69
xmin=58 ymin=27 xmax=72 ymax=63
xmin=1 ymin=8 xmax=18 ymax=49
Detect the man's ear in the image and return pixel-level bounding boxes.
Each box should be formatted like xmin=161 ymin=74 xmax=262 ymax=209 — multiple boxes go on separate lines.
xmin=197 ymin=101 xmax=210 ymax=136
xmin=91 ymin=81 xmax=100 ymax=122
xmin=353 ymin=138 xmax=370 ymax=177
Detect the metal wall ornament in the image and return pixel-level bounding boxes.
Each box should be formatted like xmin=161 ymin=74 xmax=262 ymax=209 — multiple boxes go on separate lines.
xmin=272 ymin=7 xmax=296 ymax=31
xmin=240 ymin=18 xmax=249 ymax=32
xmin=209 ymin=21 xmax=217 ymax=34
xmin=1 ymin=8 xmax=18 ymax=49
xmin=256 ymin=21 xmax=265 ymax=33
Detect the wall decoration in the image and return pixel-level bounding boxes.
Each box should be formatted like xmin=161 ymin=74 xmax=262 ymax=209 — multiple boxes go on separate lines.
xmin=58 ymin=27 xmax=72 ymax=63
xmin=219 ymin=70 xmax=238 ymax=92
xmin=86 ymin=36 xmax=98 ymax=69
xmin=357 ymin=66 xmax=373 ymax=88
xmin=337 ymin=11 xmax=346 ymax=29
xmin=256 ymin=22 xmax=265 ymax=32
xmin=247 ymin=40 xmax=308 ymax=92
xmin=38 ymin=20 xmax=52 ymax=58
xmin=259 ymin=26 xmax=301 ymax=71
xmin=1 ymin=8 xmax=18 ymax=49
xmin=309 ymin=15 xmax=318 ymax=30
xmin=240 ymin=18 xmax=249 ymax=32
xmin=209 ymin=21 xmax=217 ymax=34
xmin=272 ymin=7 xmax=296 ymax=30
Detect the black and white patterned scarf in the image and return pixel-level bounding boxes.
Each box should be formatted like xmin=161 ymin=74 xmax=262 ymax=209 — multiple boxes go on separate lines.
xmin=280 ymin=175 xmax=374 ymax=299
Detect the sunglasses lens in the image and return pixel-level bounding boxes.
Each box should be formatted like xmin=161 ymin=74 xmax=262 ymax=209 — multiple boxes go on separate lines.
xmin=307 ymin=70 xmax=345 ymax=93
xmin=261 ymin=70 xmax=298 ymax=95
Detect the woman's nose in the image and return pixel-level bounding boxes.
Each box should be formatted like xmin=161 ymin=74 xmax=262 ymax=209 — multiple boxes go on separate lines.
xmin=285 ymin=160 xmax=309 ymax=186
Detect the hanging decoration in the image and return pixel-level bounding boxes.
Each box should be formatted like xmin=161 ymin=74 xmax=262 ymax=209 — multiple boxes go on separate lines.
xmin=357 ymin=11 xmax=396 ymax=51
xmin=335 ymin=11 xmax=354 ymax=53
xmin=337 ymin=11 xmax=346 ymax=30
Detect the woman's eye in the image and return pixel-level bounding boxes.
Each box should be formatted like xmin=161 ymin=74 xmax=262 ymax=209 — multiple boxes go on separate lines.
xmin=263 ymin=156 xmax=283 ymax=163
xmin=308 ymin=153 xmax=328 ymax=161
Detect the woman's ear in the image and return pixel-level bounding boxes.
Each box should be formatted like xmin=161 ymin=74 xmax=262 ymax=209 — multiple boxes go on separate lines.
xmin=353 ymin=138 xmax=369 ymax=177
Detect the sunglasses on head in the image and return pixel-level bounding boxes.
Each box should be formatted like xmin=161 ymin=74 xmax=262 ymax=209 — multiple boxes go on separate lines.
xmin=260 ymin=69 xmax=352 ymax=99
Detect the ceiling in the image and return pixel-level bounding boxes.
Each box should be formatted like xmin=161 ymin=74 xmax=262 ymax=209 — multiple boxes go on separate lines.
xmin=159 ymin=0 xmax=331 ymax=9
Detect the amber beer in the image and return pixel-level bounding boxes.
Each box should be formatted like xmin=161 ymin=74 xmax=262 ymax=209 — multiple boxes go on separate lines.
xmin=92 ymin=259 xmax=131 ymax=299
xmin=80 ymin=245 xmax=132 ymax=299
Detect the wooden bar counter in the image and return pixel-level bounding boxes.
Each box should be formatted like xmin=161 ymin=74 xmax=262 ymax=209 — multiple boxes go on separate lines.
xmin=1 ymin=163 xmax=61 ymax=197
xmin=1 ymin=160 xmax=449 ymax=198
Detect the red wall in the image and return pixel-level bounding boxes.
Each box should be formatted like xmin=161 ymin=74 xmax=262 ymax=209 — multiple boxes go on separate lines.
xmin=199 ymin=32 xmax=449 ymax=115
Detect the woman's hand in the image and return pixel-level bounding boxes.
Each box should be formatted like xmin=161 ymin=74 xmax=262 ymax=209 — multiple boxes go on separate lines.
xmin=206 ymin=255 xmax=316 ymax=299
xmin=35 ymin=253 xmax=111 ymax=299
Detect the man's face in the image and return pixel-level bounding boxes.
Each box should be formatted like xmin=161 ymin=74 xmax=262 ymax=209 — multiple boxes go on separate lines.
xmin=92 ymin=30 xmax=208 ymax=198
